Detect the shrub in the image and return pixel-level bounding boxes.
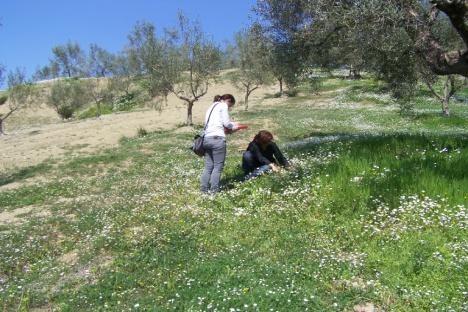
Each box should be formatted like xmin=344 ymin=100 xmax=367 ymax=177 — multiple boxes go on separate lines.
xmin=137 ymin=127 xmax=148 ymax=137
xmin=398 ymin=100 xmax=415 ymax=116
xmin=78 ymin=104 xmax=113 ymax=119
xmin=285 ymin=89 xmax=299 ymax=97
xmin=113 ymin=93 xmax=137 ymax=112
xmin=264 ymin=92 xmax=283 ymax=99
xmin=308 ymin=78 xmax=323 ymax=94
xmin=56 ymin=105 xmax=75 ymax=120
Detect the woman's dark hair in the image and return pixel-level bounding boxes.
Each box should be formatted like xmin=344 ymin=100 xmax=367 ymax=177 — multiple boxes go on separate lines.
xmin=214 ymin=94 xmax=235 ymax=105
xmin=254 ymin=130 xmax=274 ymax=146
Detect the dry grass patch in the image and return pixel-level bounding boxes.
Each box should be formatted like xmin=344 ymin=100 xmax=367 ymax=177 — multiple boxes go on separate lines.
xmin=0 ymin=205 xmax=51 ymax=225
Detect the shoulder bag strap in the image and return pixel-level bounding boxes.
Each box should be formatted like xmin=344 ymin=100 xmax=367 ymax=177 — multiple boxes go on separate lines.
xmin=203 ymin=102 xmax=220 ymax=132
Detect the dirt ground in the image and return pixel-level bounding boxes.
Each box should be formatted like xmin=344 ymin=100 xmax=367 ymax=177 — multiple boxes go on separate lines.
xmin=0 ymin=81 xmax=278 ymax=172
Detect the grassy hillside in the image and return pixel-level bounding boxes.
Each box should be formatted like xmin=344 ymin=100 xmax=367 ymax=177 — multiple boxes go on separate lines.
xmin=1 ymin=77 xmax=467 ymax=311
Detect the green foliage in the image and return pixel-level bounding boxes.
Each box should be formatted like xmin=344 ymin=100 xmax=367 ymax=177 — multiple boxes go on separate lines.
xmin=127 ymin=21 xmax=173 ymax=100
xmin=306 ymin=77 xmax=323 ymax=94
xmin=4 ymin=68 xmax=34 ymax=115
xmin=255 ymin=0 xmax=467 ymax=99
xmin=137 ymin=127 xmax=148 ymax=137
xmin=0 ymin=163 xmax=52 ymax=186
xmin=80 ymin=78 xmax=115 ymax=117
xmin=51 ymin=41 xmax=86 ymax=78
xmin=284 ymin=88 xmax=299 ymax=97
xmin=230 ymin=27 xmax=272 ymax=108
xmin=56 ymin=105 xmax=75 ymax=119
xmin=78 ymin=103 xmax=113 ymax=119
xmin=112 ymin=93 xmax=137 ymax=112
xmin=264 ymin=92 xmax=283 ymax=99
xmin=48 ymin=79 xmax=89 ymax=119
xmin=0 ymin=94 xmax=8 ymax=105
xmin=87 ymin=43 xmax=115 ymax=77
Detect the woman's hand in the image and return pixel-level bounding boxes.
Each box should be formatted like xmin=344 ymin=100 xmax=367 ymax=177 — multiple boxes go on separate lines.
xmin=270 ymin=163 xmax=280 ymax=172
xmin=224 ymin=122 xmax=248 ymax=134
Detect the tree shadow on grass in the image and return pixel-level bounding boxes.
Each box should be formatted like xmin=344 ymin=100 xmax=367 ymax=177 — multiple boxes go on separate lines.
xmin=319 ymin=133 xmax=468 ymax=210
xmin=412 ymin=112 xmax=468 ymax=127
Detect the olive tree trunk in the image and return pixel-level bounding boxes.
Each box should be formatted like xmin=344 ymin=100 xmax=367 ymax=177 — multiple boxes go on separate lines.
xmin=186 ymin=100 xmax=195 ymax=126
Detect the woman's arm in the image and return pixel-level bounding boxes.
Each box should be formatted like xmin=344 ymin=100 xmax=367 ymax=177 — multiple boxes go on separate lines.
xmin=250 ymin=143 xmax=272 ymax=166
xmin=220 ymin=103 xmax=234 ymax=130
xmin=271 ymin=142 xmax=290 ymax=167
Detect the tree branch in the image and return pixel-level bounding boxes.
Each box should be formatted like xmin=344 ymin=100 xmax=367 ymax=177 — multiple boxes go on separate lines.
xmin=448 ymin=75 xmax=461 ymax=97
xmin=248 ymin=86 xmax=259 ymax=95
xmin=424 ymin=79 xmax=443 ymax=101
xmin=431 ymin=0 xmax=468 ymax=47
xmin=173 ymin=91 xmax=191 ymax=103
xmin=402 ymin=1 xmax=468 ymax=77
xmin=2 ymin=106 xmax=19 ymax=121
xmin=194 ymin=82 xmax=208 ymax=101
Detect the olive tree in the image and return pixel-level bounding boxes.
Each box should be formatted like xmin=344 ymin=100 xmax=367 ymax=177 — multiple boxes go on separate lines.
xmin=47 ymin=79 xmax=89 ymax=120
xmin=0 ymin=68 xmax=33 ymax=135
xmin=127 ymin=21 xmax=171 ymax=107
xmin=33 ymin=62 xmax=60 ymax=81
xmin=255 ymin=1 xmax=317 ymax=93
xmin=38 ymin=41 xmax=86 ymax=79
xmin=421 ymin=68 xmax=464 ymax=116
xmin=165 ymin=13 xmax=222 ymax=126
xmin=87 ymin=43 xmax=115 ymax=78
xmin=419 ymin=12 xmax=467 ymax=115
xmin=81 ymin=78 xmax=113 ymax=118
xmin=82 ymin=45 xmax=116 ymax=117
xmin=109 ymin=53 xmax=135 ymax=97
xmin=57 ymin=41 xmax=86 ymax=77
xmin=34 ymin=42 xmax=86 ymax=80
xmin=256 ymin=0 xmax=468 ymax=79
xmin=230 ymin=27 xmax=272 ymax=110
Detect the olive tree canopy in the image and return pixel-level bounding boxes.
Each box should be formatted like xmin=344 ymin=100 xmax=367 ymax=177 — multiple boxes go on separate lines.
xmin=164 ymin=13 xmax=221 ymax=126
xmin=230 ymin=26 xmax=272 ymax=110
xmin=255 ymin=0 xmax=468 ymax=80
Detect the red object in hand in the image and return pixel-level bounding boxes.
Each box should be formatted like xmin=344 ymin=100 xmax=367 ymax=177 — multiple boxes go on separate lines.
xmin=224 ymin=123 xmax=248 ymax=134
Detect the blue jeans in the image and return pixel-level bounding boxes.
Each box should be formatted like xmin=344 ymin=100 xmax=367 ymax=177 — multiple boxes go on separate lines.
xmin=242 ymin=151 xmax=272 ymax=180
xmin=200 ymin=136 xmax=226 ymax=193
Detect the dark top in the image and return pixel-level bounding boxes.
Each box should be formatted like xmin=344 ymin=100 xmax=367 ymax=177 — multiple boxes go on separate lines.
xmin=244 ymin=141 xmax=289 ymax=169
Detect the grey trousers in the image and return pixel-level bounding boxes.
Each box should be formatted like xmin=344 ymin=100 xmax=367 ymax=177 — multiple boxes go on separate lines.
xmin=200 ymin=136 xmax=226 ymax=193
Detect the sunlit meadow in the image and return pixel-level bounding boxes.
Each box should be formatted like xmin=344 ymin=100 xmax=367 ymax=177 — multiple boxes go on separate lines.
xmin=1 ymin=77 xmax=467 ymax=311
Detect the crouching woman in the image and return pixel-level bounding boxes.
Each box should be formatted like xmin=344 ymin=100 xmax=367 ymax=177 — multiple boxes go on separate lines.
xmin=242 ymin=130 xmax=289 ymax=180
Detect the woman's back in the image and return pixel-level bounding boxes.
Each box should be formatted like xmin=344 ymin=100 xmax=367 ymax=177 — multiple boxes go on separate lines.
xmin=204 ymin=101 xmax=232 ymax=138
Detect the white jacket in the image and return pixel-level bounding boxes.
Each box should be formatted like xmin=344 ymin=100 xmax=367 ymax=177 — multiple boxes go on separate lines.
xmin=204 ymin=101 xmax=233 ymax=138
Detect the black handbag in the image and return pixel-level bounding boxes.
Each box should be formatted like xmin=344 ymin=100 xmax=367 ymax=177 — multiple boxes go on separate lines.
xmin=191 ymin=103 xmax=219 ymax=157
xmin=192 ymin=134 xmax=205 ymax=156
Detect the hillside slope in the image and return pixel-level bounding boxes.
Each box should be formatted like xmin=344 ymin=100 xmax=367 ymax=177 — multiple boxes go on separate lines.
xmin=0 ymin=78 xmax=278 ymax=171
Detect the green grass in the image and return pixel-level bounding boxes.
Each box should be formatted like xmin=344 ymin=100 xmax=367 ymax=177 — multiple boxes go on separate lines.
xmin=77 ymin=103 xmax=114 ymax=119
xmin=1 ymin=77 xmax=467 ymax=311
xmin=0 ymin=162 xmax=52 ymax=187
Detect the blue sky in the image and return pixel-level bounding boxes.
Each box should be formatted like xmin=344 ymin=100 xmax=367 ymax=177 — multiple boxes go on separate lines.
xmin=0 ymin=0 xmax=257 ymax=80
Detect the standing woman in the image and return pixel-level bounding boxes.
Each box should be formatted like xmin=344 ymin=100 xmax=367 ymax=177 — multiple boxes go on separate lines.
xmin=200 ymin=94 xmax=236 ymax=193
